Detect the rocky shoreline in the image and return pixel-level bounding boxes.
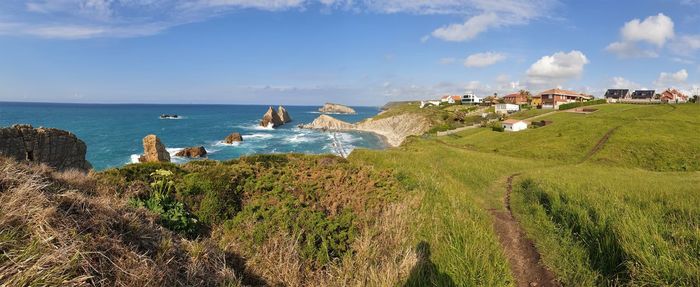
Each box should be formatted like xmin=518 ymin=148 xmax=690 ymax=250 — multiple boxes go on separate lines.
xmin=300 ymin=113 xmax=430 ymax=147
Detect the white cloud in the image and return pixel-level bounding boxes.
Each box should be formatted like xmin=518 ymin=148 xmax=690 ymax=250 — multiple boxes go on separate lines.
xmin=654 ymin=69 xmax=688 ymax=87
xmin=526 ymin=50 xmax=589 ymax=87
xmin=463 ymin=52 xmax=506 ymax=67
xmin=432 ymin=13 xmax=500 ymax=42
xmin=606 ymin=13 xmax=675 ymax=58
xmin=606 ymin=41 xmax=659 ymax=58
xmin=1 ymin=0 xmax=558 ymax=39
xmin=610 ymin=77 xmax=641 ymax=89
xmin=669 ymin=34 xmax=700 ymax=56
xmin=620 ymin=13 xmax=674 ymax=46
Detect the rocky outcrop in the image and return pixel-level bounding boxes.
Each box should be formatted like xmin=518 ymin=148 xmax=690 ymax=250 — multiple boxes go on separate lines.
xmin=300 ymin=113 xmax=431 ymax=147
xmin=300 ymin=115 xmax=357 ymax=130
xmin=175 ymin=146 xmax=207 ymax=158
xmin=318 ymin=103 xmax=356 ymax=114
xmin=224 ymin=132 xmax=243 ymax=144
xmin=278 ymin=106 xmax=292 ymax=123
xmin=0 ymin=124 xmax=92 ymax=171
xmin=355 ymin=114 xmax=431 ymax=147
xmin=138 ymin=134 xmax=170 ymax=163
xmin=260 ymin=106 xmax=285 ymax=128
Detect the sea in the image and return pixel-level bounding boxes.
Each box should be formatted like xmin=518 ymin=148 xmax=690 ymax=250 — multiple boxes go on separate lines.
xmin=0 ymin=102 xmax=386 ymax=170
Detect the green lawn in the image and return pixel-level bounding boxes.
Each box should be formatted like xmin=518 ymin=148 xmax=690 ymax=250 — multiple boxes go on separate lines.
xmin=351 ymin=103 xmax=700 ymax=286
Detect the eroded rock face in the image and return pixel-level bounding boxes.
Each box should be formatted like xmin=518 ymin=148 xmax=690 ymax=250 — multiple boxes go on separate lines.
xmin=260 ymin=106 xmax=284 ymax=128
xmin=0 ymin=124 xmax=92 ymax=171
xmin=175 ymin=146 xmax=207 ymax=158
xmin=278 ymin=106 xmax=292 ymax=123
xmin=299 ymin=115 xmax=356 ymax=130
xmin=318 ymin=103 xmax=356 ymax=114
xmin=224 ymin=132 xmax=243 ymax=144
xmin=138 ymin=134 xmax=170 ymax=163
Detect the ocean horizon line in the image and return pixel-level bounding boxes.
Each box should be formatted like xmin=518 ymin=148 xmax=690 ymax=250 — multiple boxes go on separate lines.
xmin=0 ymin=100 xmax=383 ymax=108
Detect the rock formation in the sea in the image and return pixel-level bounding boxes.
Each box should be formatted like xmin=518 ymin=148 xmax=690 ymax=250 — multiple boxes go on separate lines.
xmin=278 ymin=106 xmax=292 ymax=123
xmin=224 ymin=132 xmax=243 ymax=144
xmin=300 ymin=113 xmax=430 ymax=147
xmin=175 ymin=146 xmax=207 ymax=158
xmin=300 ymin=115 xmax=356 ymax=130
xmin=138 ymin=134 xmax=170 ymax=163
xmin=259 ymin=106 xmax=285 ymax=128
xmin=0 ymin=124 xmax=92 ymax=171
xmin=318 ymin=103 xmax=356 ymax=114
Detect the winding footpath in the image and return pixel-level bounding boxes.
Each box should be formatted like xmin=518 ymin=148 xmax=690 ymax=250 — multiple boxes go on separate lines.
xmin=489 ymin=174 xmax=560 ymax=287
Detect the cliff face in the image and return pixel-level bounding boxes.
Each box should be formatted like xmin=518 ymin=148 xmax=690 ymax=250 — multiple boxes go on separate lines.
xmin=301 ymin=113 xmax=430 ymax=147
xmin=0 ymin=124 xmax=92 ymax=171
xmin=355 ymin=114 xmax=431 ymax=147
xmin=318 ymin=103 xmax=357 ymax=114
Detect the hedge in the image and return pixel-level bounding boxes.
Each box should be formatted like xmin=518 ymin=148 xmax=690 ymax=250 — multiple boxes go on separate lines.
xmin=559 ymin=99 xmax=607 ymax=110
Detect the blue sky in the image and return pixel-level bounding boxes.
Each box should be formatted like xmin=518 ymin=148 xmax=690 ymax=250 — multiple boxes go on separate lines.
xmin=1 ymin=0 xmax=699 ymax=105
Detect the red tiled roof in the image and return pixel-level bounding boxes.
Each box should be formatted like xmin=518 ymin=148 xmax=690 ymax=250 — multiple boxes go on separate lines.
xmin=538 ymin=88 xmax=586 ymax=98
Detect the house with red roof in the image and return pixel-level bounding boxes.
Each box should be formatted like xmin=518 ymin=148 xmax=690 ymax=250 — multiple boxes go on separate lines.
xmin=659 ymin=88 xmax=688 ymax=104
xmin=538 ymin=88 xmax=592 ymax=109
xmin=502 ymin=93 xmax=528 ymax=105
xmin=440 ymin=95 xmax=463 ymax=104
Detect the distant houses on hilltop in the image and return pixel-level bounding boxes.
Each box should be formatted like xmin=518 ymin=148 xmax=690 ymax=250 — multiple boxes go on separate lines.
xmin=420 ymin=86 xmax=693 ymax=110
xmin=604 ymin=88 xmax=688 ymax=104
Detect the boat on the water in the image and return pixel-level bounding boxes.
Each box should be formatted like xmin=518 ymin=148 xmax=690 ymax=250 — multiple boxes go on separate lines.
xmin=159 ymin=114 xmax=180 ymax=119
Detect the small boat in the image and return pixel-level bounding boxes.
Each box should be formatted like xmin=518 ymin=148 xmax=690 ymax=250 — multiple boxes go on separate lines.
xmin=159 ymin=114 xmax=180 ymax=119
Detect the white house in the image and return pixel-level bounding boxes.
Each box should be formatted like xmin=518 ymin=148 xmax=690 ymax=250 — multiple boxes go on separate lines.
xmin=502 ymin=119 xmax=529 ymax=132
xmin=441 ymin=95 xmax=462 ymax=104
xmin=461 ymin=92 xmax=482 ymax=105
xmin=495 ymin=104 xmax=520 ymax=114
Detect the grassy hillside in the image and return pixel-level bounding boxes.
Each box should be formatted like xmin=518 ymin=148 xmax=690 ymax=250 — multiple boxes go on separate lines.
xmin=2 ymin=103 xmax=698 ymax=286
xmin=351 ymin=103 xmax=700 ymax=286
xmin=372 ymin=102 xmax=493 ymax=134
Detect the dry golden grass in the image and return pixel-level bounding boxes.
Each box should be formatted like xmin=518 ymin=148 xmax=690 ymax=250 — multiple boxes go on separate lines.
xmin=0 ymin=158 xmax=242 ymax=286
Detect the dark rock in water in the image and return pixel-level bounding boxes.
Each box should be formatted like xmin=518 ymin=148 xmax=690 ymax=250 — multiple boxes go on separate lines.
xmin=0 ymin=124 xmax=92 ymax=171
xmin=259 ymin=106 xmax=284 ymax=128
xmin=138 ymin=134 xmax=170 ymax=163
xmin=160 ymin=114 xmax=180 ymax=119
xmin=224 ymin=132 xmax=243 ymax=144
xmin=318 ymin=103 xmax=356 ymax=114
xmin=278 ymin=106 xmax=292 ymax=123
xmin=175 ymin=146 xmax=207 ymax=158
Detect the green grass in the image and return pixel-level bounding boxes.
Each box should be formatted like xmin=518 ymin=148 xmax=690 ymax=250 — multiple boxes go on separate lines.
xmin=507 ymin=108 xmax=555 ymax=120
xmin=512 ymin=165 xmax=700 ymax=285
xmin=351 ymin=103 xmax=700 ymax=286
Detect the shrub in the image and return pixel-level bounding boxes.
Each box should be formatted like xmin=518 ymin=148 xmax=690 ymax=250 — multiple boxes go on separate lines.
xmin=559 ymin=99 xmax=606 ymax=110
xmin=130 ymin=169 xmax=199 ymax=236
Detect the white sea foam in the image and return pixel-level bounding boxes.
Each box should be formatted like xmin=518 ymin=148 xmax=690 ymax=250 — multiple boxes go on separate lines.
xmin=129 ymin=154 xmax=141 ymax=164
xmin=214 ymin=141 xmax=242 ymax=147
xmin=244 ymin=133 xmax=274 ymax=139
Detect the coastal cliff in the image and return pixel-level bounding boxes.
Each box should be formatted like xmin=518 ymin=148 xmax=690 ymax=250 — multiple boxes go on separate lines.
xmin=318 ymin=103 xmax=357 ymax=114
xmin=300 ymin=113 xmax=430 ymax=147
xmin=0 ymin=124 xmax=92 ymax=171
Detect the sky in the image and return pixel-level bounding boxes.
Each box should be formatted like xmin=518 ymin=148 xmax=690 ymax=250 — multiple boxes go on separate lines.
xmin=0 ymin=0 xmax=699 ymax=106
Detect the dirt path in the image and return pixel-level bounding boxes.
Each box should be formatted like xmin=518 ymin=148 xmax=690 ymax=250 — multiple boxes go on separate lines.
xmin=581 ymin=126 xmax=620 ymax=162
xmin=489 ymin=174 xmax=560 ymax=287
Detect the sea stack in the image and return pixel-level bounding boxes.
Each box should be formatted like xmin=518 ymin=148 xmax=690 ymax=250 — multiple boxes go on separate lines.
xmin=138 ymin=134 xmax=170 ymax=163
xmin=318 ymin=103 xmax=356 ymax=114
xmin=278 ymin=106 xmax=292 ymax=123
xmin=224 ymin=132 xmax=243 ymax=144
xmin=175 ymin=146 xmax=207 ymax=158
xmin=259 ymin=106 xmax=286 ymax=128
xmin=0 ymin=124 xmax=92 ymax=171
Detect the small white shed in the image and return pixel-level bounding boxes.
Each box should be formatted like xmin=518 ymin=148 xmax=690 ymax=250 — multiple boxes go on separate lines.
xmin=502 ymin=119 xmax=529 ymax=132
xmin=495 ymin=104 xmax=520 ymax=114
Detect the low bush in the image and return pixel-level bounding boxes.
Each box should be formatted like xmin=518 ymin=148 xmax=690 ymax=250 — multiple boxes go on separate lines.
xmin=559 ymin=99 xmax=606 ymax=110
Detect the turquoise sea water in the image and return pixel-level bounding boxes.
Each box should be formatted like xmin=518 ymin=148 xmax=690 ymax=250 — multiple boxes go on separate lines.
xmin=0 ymin=102 xmax=386 ymax=170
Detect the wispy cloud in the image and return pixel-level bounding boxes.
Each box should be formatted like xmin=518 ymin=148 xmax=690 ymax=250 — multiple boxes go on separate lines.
xmin=0 ymin=0 xmax=558 ymax=40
